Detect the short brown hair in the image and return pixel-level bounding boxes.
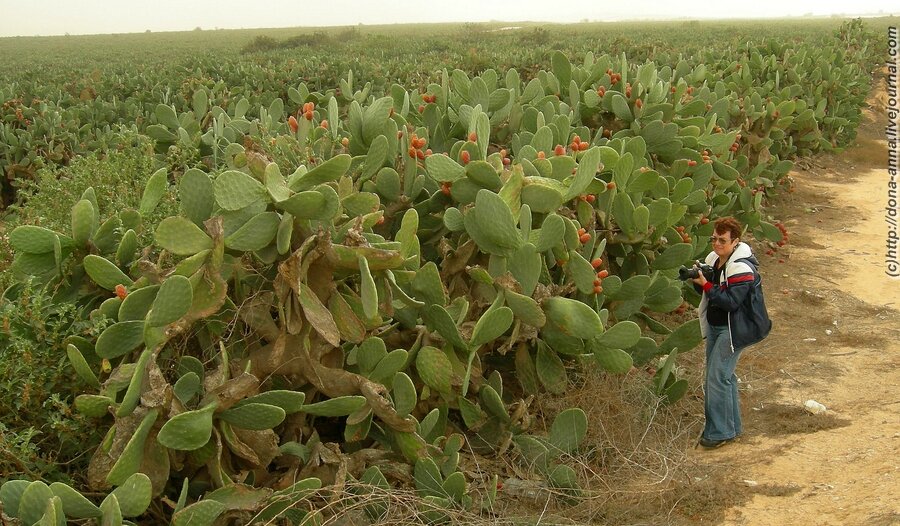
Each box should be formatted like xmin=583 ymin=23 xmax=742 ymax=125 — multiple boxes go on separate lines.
xmin=713 ymin=217 xmax=742 ymax=241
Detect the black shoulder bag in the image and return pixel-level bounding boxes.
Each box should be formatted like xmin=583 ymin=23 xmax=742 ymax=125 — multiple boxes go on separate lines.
xmin=733 ymin=257 xmax=773 ymax=346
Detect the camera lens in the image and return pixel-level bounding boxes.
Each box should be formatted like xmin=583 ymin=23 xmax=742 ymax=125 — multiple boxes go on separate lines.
xmin=677 ymin=266 xmax=697 ymax=281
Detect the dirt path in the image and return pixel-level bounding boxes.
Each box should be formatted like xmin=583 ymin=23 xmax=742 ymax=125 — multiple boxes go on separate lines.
xmin=693 ymin=95 xmax=900 ymax=525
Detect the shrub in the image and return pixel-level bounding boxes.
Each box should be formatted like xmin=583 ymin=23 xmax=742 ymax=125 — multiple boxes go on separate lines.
xmin=0 ymin=135 xmax=177 ymax=287
xmin=520 ymin=27 xmax=550 ymax=46
xmin=282 ymin=31 xmax=332 ymax=49
xmin=336 ymin=26 xmax=361 ymax=42
xmin=241 ymin=35 xmax=278 ymax=54
xmin=0 ymin=278 xmax=109 ymax=482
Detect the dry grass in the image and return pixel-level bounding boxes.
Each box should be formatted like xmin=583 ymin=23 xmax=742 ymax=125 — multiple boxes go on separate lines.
xmin=839 ymin=137 xmax=886 ymax=167
xmin=245 ymin=481 xmax=553 ymax=526
xmin=484 ymin=368 xmax=751 ymax=525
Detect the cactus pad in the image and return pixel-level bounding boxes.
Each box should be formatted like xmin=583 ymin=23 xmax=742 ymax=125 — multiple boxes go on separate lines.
xmin=214 ymin=170 xmax=267 ymax=211
xmin=155 ymin=216 xmax=214 ymax=255
xmin=67 ymin=343 xmax=100 ymax=388
xmin=219 ymin=403 xmax=286 ymax=430
xmin=224 ymin=212 xmax=280 ymax=251
xmin=392 ymin=372 xmax=417 ymax=418
xmin=596 ymin=320 xmax=641 ymax=349
xmin=543 ymin=297 xmax=603 ymax=339
xmin=593 ymin=345 xmax=634 ymax=373
xmin=656 ymin=319 xmax=702 ymax=357
xmin=0 ymin=480 xmax=30 ymax=519
xmin=99 ymin=492 xmax=123 ymax=526
xmin=118 ymin=285 xmax=160 ymax=322
xmin=115 ymin=349 xmax=152 ymax=417
xmin=71 ymin=199 xmax=96 ymax=246
xmin=534 ymin=214 xmax=565 ymax=252
xmin=157 ymin=403 xmax=217 ymax=451
xmin=49 ymin=482 xmax=101 ymax=519
xmin=469 ymin=307 xmax=514 ymax=348
xmin=95 ymin=321 xmax=145 ymax=359
xmin=503 ymin=289 xmax=546 ymax=328
xmin=415 ymin=346 xmax=452 ymax=396
xmin=289 ymin=154 xmax=351 ymax=191
xmin=107 ymin=409 xmax=159 ymax=485
xmin=179 ymin=169 xmax=216 ymax=225
xmin=425 ymin=153 xmax=465 ymax=183
xmin=9 ymin=225 xmax=73 ymax=254
xmin=478 ymin=385 xmax=509 ymax=422
xmin=369 ymin=349 xmax=409 ymax=385
xmin=107 ymin=473 xmax=152 ymax=517
xmin=358 ymin=256 xmax=378 ymax=320
xmin=147 ymin=275 xmax=193 ymax=327
xmin=463 ymin=189 xmax=522 ymax=257
xmin=514 ymin=344 xmax=540 ymax=395
xmin=140 ymin=168 xmax=169 ymax=216
xmin=423 ymin=305 xmax=467 ymax=350
xmin=74 ymin=395 xmax=114 ymax=417
xmin=84 ymin=255 xmax=133 ymax=290
xmin=536 ymin=343 xmax=567 ymax=394
xmin=549 ymin=408 xmax=588 ymax=454
xmin=300 ymin=396 xmax=367 ymax=417
xmin=236 ymin=390 xmax=306 ymax=414
xmin=16 ymin=481 xmax=54 ymax=525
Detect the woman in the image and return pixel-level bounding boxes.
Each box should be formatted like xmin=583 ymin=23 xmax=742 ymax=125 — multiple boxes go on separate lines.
xmin=691 ymin=217 xmax=768 ymax=449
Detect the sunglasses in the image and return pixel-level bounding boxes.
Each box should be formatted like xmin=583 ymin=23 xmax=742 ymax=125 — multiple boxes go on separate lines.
xmin=709 ymin=235 xmax=735 ymax=245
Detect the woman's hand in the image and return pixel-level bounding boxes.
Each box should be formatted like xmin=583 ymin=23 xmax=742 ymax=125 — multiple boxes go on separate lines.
xmin=691 ymin=272 xmax=707 ymax=287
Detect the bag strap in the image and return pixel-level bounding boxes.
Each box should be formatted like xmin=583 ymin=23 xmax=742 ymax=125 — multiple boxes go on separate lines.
xmin=734 ymin=257 xmax=762 ymax=287
xmin=734 ymin=256 xmax=755 ymax=271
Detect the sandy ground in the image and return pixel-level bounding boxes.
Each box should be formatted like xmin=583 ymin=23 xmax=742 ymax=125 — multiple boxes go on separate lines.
xmin=694 ymin=99 xmax=900 ymax=525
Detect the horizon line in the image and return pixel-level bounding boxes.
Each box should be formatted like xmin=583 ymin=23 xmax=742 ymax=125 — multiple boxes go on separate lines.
xmin=1 ymin=12 xmax=898 ymax=39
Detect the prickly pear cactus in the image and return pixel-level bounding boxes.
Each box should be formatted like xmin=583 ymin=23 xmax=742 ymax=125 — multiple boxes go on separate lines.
xmin=7 ymin=38 xmax=866 ymax=521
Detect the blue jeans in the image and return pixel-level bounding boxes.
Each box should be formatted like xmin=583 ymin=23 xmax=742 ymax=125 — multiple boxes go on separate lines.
xmin=703 ymin=325 xmax=745 ymax=441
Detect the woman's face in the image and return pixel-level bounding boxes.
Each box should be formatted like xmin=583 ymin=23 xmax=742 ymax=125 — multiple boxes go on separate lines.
xmin=710 ymin=231 xmax=739 ymax=259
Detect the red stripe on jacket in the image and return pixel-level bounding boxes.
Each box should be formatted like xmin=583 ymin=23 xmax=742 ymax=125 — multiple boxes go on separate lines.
xmin=727 ymin=273 xmax=754 ymax=285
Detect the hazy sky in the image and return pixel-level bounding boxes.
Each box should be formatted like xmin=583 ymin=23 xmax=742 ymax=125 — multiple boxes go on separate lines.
xmin=0 ymin=0 xmax=897 ymax=37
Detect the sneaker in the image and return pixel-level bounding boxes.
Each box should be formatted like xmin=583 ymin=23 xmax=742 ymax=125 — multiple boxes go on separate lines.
xmin=698 ymin=436 xmax=734 ymax=449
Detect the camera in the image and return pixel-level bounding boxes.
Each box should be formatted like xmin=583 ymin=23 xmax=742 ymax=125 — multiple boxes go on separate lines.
xmin=677 ymin=261 xmax=714 ymax=281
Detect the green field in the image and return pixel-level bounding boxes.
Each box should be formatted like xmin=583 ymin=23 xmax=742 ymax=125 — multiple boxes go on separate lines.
xmin=0 ymin=17 xmax=894 ymax=525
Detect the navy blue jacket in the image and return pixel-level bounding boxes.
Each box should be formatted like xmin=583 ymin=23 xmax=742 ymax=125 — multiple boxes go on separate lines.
xmin=694 ymin=242 xmax=772 ymax=351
